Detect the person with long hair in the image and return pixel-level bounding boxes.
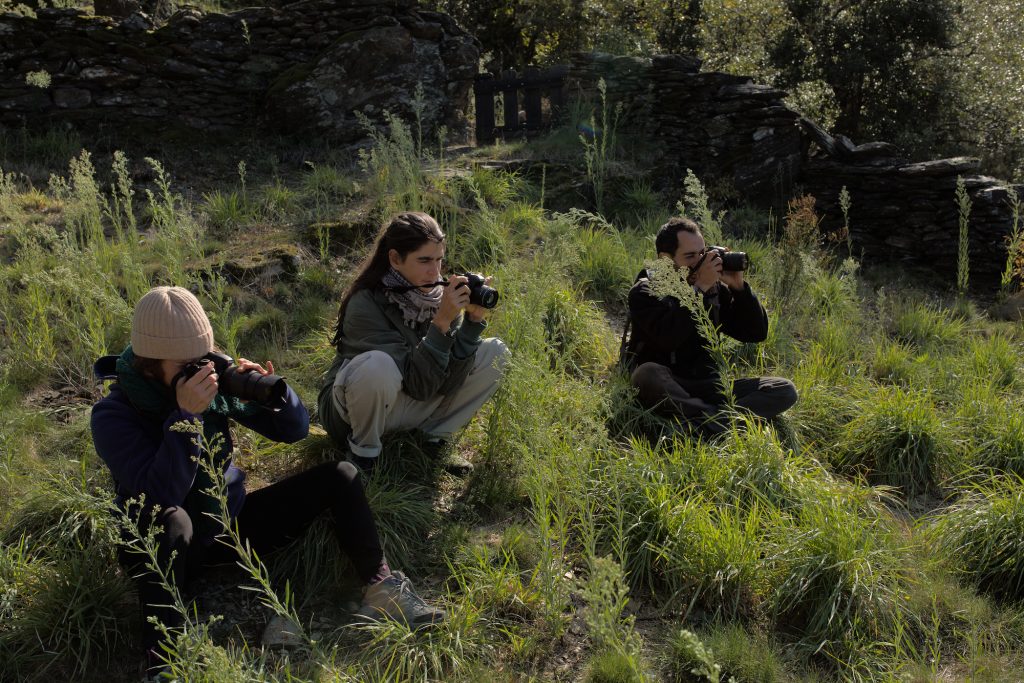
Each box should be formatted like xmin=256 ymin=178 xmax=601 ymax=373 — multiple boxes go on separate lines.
xmin=92 ymin=286 xmax=442 ymax=680
xmin=318 ymin=211 xmax=507 ymax=474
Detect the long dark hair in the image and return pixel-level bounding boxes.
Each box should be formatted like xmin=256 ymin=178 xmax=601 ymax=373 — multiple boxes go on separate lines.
xmin=330 ymin=212 xmax=445 ymax=348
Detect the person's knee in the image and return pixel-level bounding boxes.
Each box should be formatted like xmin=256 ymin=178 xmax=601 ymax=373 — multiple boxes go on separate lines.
xmin=157 ymin=506 xmax=193 ymax=544
xmin=631 ymin=362 xmax=667 ymax=392
xmin=779 ymin=380 xmax=798 ymax=410
xmin=332 ymin=460 xmax=360 ymax=486
xmin=343 ymin=351 xmax=402 ymax=396
xmin=478 ymin=338 xmax=510 ymax=376
xmin=768 ymin=378 xmax=798 ymax=411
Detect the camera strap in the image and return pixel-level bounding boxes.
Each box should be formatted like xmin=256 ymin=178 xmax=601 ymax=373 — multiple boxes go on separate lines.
xmin=382 ymin=279 xmax=449 ymax=293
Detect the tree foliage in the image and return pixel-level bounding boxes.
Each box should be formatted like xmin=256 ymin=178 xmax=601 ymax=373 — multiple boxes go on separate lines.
xmin=767 ymin=0 xmax=960 ymax=139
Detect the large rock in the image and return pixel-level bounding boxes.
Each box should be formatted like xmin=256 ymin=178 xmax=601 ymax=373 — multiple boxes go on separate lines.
xmin=266 ymin=18 xmax=477 ymax=142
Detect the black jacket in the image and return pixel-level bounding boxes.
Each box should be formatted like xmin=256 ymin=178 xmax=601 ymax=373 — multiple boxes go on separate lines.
xmin=625 ymin=269 xmax=769 ymax=379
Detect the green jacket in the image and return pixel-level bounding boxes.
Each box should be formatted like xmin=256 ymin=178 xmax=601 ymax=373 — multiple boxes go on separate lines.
xmin=317 ymin=287 xmax=486 ymax=446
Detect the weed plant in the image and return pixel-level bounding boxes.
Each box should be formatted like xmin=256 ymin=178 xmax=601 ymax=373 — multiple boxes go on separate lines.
xmin=833 ymin=385 xmax=953 ymax=497
xmin=929 ymin=474 xmax=1024 ymax=601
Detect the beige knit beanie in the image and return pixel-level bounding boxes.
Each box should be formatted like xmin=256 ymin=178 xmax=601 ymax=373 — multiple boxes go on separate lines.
xmin=131 ymin=286 xmax=214 ymax=360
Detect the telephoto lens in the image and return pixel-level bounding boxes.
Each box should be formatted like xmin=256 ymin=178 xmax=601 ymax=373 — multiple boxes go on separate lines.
xmin=182 ymin=352 xmax=289 ymax=408
xmin=709 ymin=246 xmax=749 ymax=272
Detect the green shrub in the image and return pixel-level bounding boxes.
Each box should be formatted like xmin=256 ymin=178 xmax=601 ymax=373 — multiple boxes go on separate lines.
xmin=667 ymin=624 xmax=784 ymax=683
xmin=965 ymin=333 xmax=1020 ymax=391
xmin=586 ymin=649 xmax=645 ymax=683
xmin=957 ymin=383 xmax=1024 ymax=477
xmin=769 ymin=496 xmax=907 ymax=658
xmin=929 ymin=474 xmax=1024 ymax=601
xmin=833 ymin=386 xmax=953 ymax=496
xmin=302 ymin=163 xmax=357 ymax=200
xmin=870 ymin=339 xmax=920 ymax=387
xmin=202 ymin=189 xmax=250 ymax=233
xmin=890 ymin=301 xmax=967 ymax=349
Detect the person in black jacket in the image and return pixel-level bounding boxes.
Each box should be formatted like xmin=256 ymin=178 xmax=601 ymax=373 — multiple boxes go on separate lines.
xmin=625 ymin=217 xmax=797 ymax=435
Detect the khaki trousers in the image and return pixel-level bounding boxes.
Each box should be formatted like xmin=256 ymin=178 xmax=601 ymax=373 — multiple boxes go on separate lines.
xmin=331 ymin=338 xmax=508 ymax=460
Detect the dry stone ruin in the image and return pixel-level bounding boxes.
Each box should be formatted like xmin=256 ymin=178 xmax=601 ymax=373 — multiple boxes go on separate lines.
xmin=0 ymin=0 xmax=478 ymax=141
xmin=567 ymin=53 xmax=1023 ymax=288
xmin=0 ymin=3 xmax=1020 ymax=288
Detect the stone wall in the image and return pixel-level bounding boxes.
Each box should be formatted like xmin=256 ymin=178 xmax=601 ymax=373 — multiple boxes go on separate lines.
xmin=0 ymin=0 xmax=478 ymax=141
xmin=567 ymin=53 xmax=1020 ymax=287
xmin=568 ymin=53 xmax=801 ymax=203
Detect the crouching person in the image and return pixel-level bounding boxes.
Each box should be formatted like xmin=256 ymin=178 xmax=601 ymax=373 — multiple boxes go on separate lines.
xmin=92 ymin=286 xmax=442 ymax=680
xmin=318 ymin=212 xmax=508 ymax=475
xmin=626 ymin=217 xmax=797 ymax=436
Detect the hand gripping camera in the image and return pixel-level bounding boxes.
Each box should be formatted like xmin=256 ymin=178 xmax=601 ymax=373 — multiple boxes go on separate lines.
xmin=457 ymin=272 xmax=499 ymax=309
xmin=704 ymin=246 xmax=750 ymax=272
xmin=179 ymin=352 xmax=288 ymax=408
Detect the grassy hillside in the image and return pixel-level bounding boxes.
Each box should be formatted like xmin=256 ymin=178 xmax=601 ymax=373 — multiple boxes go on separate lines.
xmin=2 ymin=117 xmax=1024 ymax=682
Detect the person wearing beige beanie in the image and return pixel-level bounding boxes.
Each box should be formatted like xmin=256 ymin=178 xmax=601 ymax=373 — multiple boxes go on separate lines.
xmin=91 ymin=285 xmax=443 ymax=680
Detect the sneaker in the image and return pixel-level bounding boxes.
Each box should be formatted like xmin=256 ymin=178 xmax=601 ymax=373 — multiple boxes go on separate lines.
xmin=347 ymin=451 xmax=377 ymax=475
xmin=262 ymin=613 xmax=304 ymax=647
xmin=355 ymin=570 xmax=445 ymax=628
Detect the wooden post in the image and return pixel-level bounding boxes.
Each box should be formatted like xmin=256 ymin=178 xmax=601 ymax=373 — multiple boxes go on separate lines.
xmin=474 ymin=74 xmax=496 ymax=145
xmin=502 ymin=68 xmax=519 ymax=134
xmin=548 ymin=64 xmax=568 ymax=124
xmin=523 ymin=66 xmax=542 ymax=131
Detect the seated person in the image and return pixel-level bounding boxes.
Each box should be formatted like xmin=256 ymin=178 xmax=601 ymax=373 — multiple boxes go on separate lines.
xmin=625 ymin=217 xmax=797 ymax=435
xmin=92 ymin=286 xmax=442 ymax=679
xmin=318 ymin=211 xmax=508 ymax=474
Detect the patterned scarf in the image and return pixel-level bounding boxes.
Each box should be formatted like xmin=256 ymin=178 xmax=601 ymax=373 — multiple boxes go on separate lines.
xmin=115 ymin=345 xmax=246 ymax=540
xmin=381 ymin=267 xmax=443 ymax=328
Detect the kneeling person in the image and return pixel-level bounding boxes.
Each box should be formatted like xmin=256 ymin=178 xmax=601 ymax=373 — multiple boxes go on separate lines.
xmin=92 ymin=286 xmax=442 ymax=678
xmin=625 ymin=217 xmax=797 ymax=435
xmin=318 ymin=212 xmax=508 ymax=474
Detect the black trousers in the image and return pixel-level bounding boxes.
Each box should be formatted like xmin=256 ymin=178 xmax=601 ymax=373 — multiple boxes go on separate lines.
xmin=118 ymin=461 xmax=384 ymax=649
xmin=631 ymin=362 xmax=798 ymax=425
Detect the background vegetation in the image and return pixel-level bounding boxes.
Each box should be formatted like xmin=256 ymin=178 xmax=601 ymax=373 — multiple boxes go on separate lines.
xmin=0 ymin=90 xmax=1023 ymax=681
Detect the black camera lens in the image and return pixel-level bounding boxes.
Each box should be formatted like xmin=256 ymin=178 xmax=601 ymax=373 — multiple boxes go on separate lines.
xmin=462 ymin=272 xmax=499 ymax=309
xmin=709 ymin=247 xmax=749 ymax=272
xmin=180 ymin=352 xmax=288 ymax=408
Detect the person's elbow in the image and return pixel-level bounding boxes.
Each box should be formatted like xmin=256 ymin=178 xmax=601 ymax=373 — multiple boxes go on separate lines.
xmin=277 ymin=400 xmax=311 ymax=443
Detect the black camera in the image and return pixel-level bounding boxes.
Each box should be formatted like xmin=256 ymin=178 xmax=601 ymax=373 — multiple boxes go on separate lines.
xmin=179 ymin=352 xmax=288 ymax=408
xmin=708 ymin=246 xmax=749 ymax=272
xmin=458 ymin=272 xmax=499 ymax=309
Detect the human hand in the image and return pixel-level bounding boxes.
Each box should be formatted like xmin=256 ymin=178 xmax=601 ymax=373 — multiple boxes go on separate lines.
xmin=463 ymin=275 xmax=494 ymax=322
xmin=175 ymin=361 xmax=218 ymax=414
xmin=235 ymin=358 xmax=275 ymax=376
xmin=434 ymin=275 xmax=470 ymax=332
xmin=689 ymin=250 xmax=723 ymax=292
xmin=719 ymin=267 xmax=744 ymax=291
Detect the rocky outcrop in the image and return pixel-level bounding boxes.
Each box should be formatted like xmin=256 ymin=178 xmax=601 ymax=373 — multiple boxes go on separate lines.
xmin=0 ymin=0 xmax=478 ymax=141
xmin=567 ymin=52 xmax=1020 ymax=287
xmin=800 ymin=121 xmax=1024 ymax=287
xmin=567 ymin=53 xmax=801 ymax=203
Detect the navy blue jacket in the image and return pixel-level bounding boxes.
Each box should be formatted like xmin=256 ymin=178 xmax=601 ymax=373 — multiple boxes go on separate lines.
xmin=91 ymin=380 xmax=309 ymax=517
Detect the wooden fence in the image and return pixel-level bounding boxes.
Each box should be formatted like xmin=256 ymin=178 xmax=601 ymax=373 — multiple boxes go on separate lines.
xmin=473 ymin=65 xmax=569 ymax=145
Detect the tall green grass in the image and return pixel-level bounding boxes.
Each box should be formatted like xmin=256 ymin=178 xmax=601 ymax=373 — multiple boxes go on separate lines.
xmin=4 ymin=112 xmax=1024 ymax=681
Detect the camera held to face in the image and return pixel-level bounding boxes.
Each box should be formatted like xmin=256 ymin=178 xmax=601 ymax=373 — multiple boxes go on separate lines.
xmin=180 ymin=352 xmax=288 ymax=408
xmin=458 ymin=272 xmax=499 ymax=309
xmin=708 ymin=246 xmax=749 ymax=272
